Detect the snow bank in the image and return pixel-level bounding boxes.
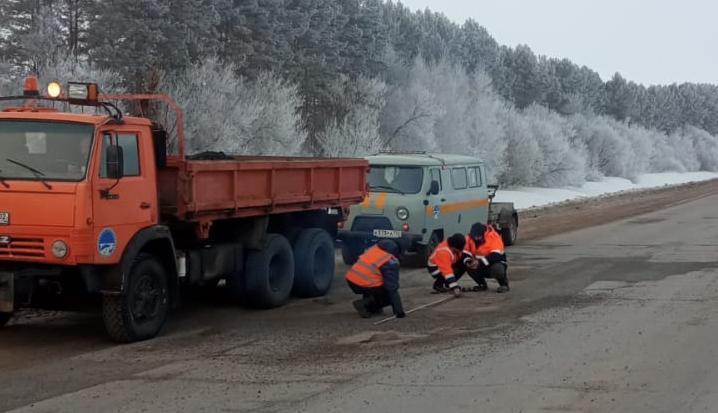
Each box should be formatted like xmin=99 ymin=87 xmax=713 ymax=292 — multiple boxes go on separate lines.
xmin=493 ymin=172 xmax=718 ymax=210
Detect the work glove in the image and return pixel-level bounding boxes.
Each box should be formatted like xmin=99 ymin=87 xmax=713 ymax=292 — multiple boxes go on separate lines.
xmin=466 ymin=259 xmax=479 ymax=270
xmin=452 ymin=286 xmax=463 ymax=297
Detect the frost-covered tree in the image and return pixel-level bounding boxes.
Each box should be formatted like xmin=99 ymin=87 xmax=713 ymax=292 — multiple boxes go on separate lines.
xmin=521 ymin=105 xmax=585 ymax=187
xmin=158 ymin=58 xmax=306 ymax=156
xmin=380 ymin=54 xmax=444 ymax=151
xmin=317 ymin=76 xmax=386 ymax=157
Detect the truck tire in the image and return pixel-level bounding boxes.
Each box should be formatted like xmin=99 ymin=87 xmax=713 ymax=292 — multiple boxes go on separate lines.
xmin=500 ymin=216 xmax=518 ymax=246
xmin=0 ymin=312 xmax=11 ymax=327
xmin=292 ymin=228 xmax=335 ymax=298
xmin=102 ymin=254 xmax=169 ymax=343
xmin=341 ymin=242 xmax=361 ymax=266
xmin=244 ymin=234 xmax=294 ymax=308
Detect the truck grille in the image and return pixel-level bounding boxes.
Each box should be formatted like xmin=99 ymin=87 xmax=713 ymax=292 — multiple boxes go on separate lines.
xmin=351 ymin=216 xmax=393 ymax=233
xmin=0 ymin=237 xmax=45 ymax=258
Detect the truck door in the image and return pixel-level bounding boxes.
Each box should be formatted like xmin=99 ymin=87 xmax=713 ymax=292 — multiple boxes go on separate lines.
xmin=91 ymin=129 xmax=158 ymax=263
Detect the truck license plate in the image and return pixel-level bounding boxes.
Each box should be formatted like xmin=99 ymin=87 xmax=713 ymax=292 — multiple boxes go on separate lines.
xmin=373 ymin=229 xmax=402 ymax=239
xmin=0 ymin=213 xmax=8 ymax=225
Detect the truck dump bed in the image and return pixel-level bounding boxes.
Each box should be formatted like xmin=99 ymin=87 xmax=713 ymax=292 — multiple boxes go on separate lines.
xmin=158 ymin=156 xmax=368 ymax=221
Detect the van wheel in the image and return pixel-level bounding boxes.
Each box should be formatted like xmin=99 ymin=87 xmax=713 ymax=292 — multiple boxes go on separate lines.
xmin=501 ymin=216 xmax=518 ymax=246
xmin=102 ymin=254 xmax=169 ymax=343
xmin=292 ymin=228 xmax=335 ymax=298
xmin=244 ymin=234 xmax=295 ymax=308
xmin=0 ymin=312 xmax=12 ymax=327
xmin=341 ymin=242 xmax=361 ymax=266
xmin=419 ymin=231 xmax=442 ymax=264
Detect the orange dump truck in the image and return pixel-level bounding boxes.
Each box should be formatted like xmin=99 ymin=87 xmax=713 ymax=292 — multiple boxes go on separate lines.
xmin=0 ymin=78 xmax=368 ymax=341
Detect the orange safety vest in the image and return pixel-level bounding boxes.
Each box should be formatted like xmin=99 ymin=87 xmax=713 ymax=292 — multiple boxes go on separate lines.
xmin=346 ymin=245 xmax=394 ymax=288
xmin=428 ymin=240 xmax=460 ymax=279
xmin=465 ymin=226 xmax=505 ymax=257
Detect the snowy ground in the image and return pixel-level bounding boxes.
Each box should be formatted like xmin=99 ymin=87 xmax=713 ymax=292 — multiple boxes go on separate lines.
xmin=493 ymin=172 xmax=718 ymax=210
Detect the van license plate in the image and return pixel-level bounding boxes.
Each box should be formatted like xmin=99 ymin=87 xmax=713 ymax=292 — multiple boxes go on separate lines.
xmin=0 ymin=213 xmax=8 ymax=225
xmin=373 ymin=229 xmax=402 ymax=239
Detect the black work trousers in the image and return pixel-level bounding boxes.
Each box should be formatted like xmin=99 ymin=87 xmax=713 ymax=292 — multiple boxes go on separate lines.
xmin=347 ymin=281 xmax=392 ymax=313
xmin=455 ymin=261 xmax=509 ymax=288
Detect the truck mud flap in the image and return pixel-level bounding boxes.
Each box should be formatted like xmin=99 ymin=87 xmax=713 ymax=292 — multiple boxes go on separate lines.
xmin=0 ymin=272 xmax=13 ymax=313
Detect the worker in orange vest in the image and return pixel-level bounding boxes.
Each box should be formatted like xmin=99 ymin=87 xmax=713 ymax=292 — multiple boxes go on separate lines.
xmin=461 ymin=223 xmax=510 ymax=293
xmin=346 ymin=240 xmax=405 ymax=319
xmin=427 ymin=234 xmax=467 ymax=296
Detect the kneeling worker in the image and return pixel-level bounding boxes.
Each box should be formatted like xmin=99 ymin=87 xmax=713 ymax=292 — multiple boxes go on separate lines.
xmin=427 ymin=234 xmax=467 ymax=296
xmin=346 ymin=240 xmax=406 ymax=319
xmin=463 ymin=223 xmax=510 ymax=293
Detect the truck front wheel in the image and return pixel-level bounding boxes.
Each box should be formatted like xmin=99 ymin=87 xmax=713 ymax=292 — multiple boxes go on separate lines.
xmin=102 ymin=254 xmax=169 ymax=343
xmin=0 ymin=312 xmax=11 ymax=327
xmin=292 ymin=228 xmax=335 ymax=298
xmin=244 ymin=234 xmax=295 ymax=308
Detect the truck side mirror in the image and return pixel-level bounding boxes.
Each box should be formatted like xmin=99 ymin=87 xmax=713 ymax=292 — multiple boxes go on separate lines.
xmin=428 ymin=180 xmax=440 ymax=196
xmin=487 ymin=184 xmax=499 ymax=199
xmin=105 ymin=145 xmax=124 ymax=180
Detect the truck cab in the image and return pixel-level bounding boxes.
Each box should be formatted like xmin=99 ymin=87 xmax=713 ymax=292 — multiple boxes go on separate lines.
xmin=338 ymin=152 xmax=518 ymax=264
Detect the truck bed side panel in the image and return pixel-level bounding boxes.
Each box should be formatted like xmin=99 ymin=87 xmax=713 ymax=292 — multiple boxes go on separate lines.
xmin=158 ymin=158 xmax=368 ymax=221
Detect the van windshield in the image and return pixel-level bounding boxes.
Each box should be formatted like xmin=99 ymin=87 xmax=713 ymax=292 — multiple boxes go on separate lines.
xmin=0 ymin=121 xmax=94 ymax=182
xmin=368 ymin=166 xmax=424 ymax=194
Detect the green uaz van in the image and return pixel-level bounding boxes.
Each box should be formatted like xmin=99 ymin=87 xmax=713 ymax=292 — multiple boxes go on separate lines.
xmin=338 ymin=152 xmax=518 ymax=264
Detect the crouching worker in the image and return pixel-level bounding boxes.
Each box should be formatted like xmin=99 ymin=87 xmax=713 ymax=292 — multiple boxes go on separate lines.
xmin=462 ymin=223 xmax=510 ymax=293
xmin=346 ymin=240 xmax=406 ymax=319
xmin=427 ymin=234 xmax=467 ymax=296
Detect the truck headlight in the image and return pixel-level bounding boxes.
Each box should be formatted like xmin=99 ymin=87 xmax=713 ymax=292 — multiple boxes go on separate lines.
xmin=396 ymin=207 xmax=410 ymax=221
xmin=52 ymin=240 xmax=69 ymax=258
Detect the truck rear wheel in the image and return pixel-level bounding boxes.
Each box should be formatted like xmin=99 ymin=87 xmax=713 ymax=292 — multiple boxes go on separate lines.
xmin=292 ymin=228 xmax=335 ymax=298
xmin=102 ymin=254 xmax=169 ymax=343
xmin=0 ymin=312 xmax=11 ymax=327
xmin=244 ymin=234 xmax=294 ymax=308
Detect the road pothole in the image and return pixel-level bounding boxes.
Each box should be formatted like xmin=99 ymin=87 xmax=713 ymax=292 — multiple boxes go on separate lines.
xmin=337 ymin=330 xmax=427 ymax=346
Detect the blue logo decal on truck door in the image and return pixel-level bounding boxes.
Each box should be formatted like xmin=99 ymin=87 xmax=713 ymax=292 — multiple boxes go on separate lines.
xmin=98 ymin=228 xmax=117 ymax=257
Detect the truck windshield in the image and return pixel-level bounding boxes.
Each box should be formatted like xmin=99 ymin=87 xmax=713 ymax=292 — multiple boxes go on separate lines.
xmin=368 ymin=166 xmax=424 ymax=194
xmin=0 ymin=121 xmax=94 ymax=182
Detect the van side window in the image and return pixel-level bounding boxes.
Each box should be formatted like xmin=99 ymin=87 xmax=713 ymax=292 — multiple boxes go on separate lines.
xmin=468 ymin=168 xmax=477 ymax=187
xmin=468 ymin=166 xmax=482 ymax=188
xmin=451 ymin=168 xmax=468 ymax=190
xmin=429 ymin=168 xmax=442 ymax=190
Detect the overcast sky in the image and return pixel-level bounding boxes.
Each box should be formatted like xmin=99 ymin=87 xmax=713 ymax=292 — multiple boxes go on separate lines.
xmin=398 ymin=0 xmax=717 ymax=86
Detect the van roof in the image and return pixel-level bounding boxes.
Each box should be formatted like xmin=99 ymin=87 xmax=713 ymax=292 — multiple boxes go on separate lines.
xmin=367 ymin=153 xmax=483 ymax=166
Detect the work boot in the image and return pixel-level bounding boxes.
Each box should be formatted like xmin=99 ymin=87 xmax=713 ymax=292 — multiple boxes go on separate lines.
xmin=352 ymin=299 xmax=372 ymax=318
xmin=432 ymin=279 xmax=448 ymax=294
xmin=474 ymin=284 xmax=489 ymax=292
xmin=496 ymin=285 xmax=510 ymax=294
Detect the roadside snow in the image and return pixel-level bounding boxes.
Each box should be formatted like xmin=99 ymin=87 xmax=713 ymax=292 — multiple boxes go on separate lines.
xmin=493 ymin=172 xmax=718 ymax=210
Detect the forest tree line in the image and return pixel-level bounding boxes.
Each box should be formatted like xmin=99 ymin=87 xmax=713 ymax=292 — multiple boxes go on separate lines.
xmin=2 ymin=0 xmax=718 ymax=186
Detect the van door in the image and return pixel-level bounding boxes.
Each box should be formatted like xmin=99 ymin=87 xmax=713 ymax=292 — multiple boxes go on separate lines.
xmin=425 ymin=167 xmax=444 ymax=241
xmin=466 ymin=164 xmax=489 ymax=226
xmin=445 ymin=166 xmax=470 ymax=235
xmin=91 ymin=129 xmax=158 ymax=264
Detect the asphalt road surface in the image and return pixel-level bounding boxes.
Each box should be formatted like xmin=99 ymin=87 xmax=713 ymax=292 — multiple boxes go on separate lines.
xmin=1 ymin=182 xmax=718 ymax=413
